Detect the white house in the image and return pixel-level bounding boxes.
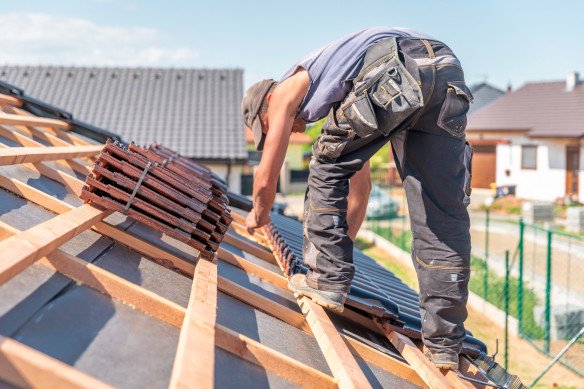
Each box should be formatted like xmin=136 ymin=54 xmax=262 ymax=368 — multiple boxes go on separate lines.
xmin=467 ymin=72 xmax=583 ymax=202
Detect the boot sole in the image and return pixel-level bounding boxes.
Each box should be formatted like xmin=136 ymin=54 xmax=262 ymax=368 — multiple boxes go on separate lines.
xmin=433 ymin=362 xmax=459 ymax=370
xmin=292 ymin=291 xmax=345 ymax=313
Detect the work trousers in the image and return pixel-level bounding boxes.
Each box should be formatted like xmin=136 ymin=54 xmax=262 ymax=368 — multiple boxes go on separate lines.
xmin=303 ymin=37 xmax=474 ymax=356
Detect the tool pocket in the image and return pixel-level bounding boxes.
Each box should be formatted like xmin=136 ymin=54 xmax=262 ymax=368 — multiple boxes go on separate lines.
xmin=463 ymin=142 xmax=473 ymax=207
xmin=438 ymin=81 xmax=473 ymax=138
xmin=341 ymin=45 xmax=423 ymax=138
xmin=340 ymin=91 xmax=378 ymax=138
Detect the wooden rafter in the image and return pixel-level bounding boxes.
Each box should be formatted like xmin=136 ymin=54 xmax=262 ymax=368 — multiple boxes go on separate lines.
xmin=0 ymin=145 xmax=102 ymax=166
xmin=299 ymin=297 xmax=372 ymax=389
xmin=375 ymin=320 xmax=474 ymax=389
xmin=0 ymin=203 xmax=109 ymax=286
xmin=169 ymin=258 xmax=218 ymax=389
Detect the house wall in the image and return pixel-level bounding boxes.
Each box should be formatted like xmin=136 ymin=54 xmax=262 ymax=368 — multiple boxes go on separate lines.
xmin=204 ymin=163 xmax=243 ymax=193
xmin=495 ymin=137 xmax=581 ymax=201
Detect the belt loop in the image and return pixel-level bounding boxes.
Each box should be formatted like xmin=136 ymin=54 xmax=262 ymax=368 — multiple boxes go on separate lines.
xmin=421 ymin=39 xmax=435 ymax=59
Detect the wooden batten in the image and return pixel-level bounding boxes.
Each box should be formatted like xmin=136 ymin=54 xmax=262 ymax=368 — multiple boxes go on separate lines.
xmin=0 ymin=112 xmax=71 ymax=130
xmin=0 ymin=175 xmax=197 ymax=276
xmin=0 ymin=335 xmax=113 ymax=389
xmin=0 ymin=203 xmax=109 ymax=286
xmin=216 ymin=247 xmax=289 ymax=290
xmin=215 ymin=325 xmax=337 ymax=389
xmin=0 ymin=126 xmax=93 ymax=176
xmin=0 ymin=94 xmax=22 ymax=107
xmin=0 ymin=145 xmax=102 ymax=166
xmin=223 ymin=233 xmax=278 ymax=265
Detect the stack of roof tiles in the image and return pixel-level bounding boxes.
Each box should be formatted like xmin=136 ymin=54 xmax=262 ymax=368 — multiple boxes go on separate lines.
xmin=81 ymin=140 xmax=232 ymax=260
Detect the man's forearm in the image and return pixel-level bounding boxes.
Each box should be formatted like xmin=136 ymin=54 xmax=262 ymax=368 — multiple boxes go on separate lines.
xmin=252 ymin=173 xmax=277 ymax=222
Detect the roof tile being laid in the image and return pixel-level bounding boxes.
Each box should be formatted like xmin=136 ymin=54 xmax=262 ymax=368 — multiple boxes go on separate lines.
xmin=264 ymin=212 xmax=489 ymax=355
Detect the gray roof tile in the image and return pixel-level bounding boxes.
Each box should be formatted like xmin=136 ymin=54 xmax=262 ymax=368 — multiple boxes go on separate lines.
xmin=0 ymin=66 xmax=247 ymax=161
xmin=468 ymin=80 xmax=584 ymax=138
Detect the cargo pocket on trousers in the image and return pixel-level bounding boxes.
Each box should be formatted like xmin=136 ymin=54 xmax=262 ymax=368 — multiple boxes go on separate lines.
xmin=314 ymin=107 xmax=355 ymax=161
xmin=437 ymin=81 xmax=473 ymax=138
xmin=463 ymin=142 xmax=473 ymax=207
xmin=415 ymin=256 xmax=470 ymax=298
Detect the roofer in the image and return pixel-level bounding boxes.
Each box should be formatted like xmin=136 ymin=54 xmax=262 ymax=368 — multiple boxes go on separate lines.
xmin=241 ymin=27 xmax=474 ymax=370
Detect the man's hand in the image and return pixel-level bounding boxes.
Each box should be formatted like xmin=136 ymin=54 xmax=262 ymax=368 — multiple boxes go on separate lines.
xmin=246 ymin=208 xmax=271 ymax=234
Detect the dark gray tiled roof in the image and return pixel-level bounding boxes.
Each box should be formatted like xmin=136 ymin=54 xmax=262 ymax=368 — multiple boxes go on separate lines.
xmin=468 ymin=82 xmax=505 ymax=114
xmin=0 ymin=66 xmax=247 ymax=161
xmin=468 ymin=80 xmax=584 ymax=138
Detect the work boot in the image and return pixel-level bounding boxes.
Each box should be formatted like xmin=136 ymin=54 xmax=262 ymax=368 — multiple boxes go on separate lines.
xmin=288 ymin=274 xmax=347 ymax=313
xmin=424 ymin=349 xmax=459 ymax=370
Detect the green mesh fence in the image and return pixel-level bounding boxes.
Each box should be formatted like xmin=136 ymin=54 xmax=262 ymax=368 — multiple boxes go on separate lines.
xmin=518 ymin=220 xmax=584 ymax=377
xmin=364 ymin=183 xmax=584 ymax=379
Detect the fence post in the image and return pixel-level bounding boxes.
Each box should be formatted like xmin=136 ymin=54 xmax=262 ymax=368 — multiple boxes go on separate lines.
xmin=484 ymin=207 xmax=490 ymax=299
xmin=504 ymin=250 xmax=510 ymax=370
xmin=544 ymin=229 xmax=553 ymax=354
xmin=518 ymin=219 xmax=524 ymax=336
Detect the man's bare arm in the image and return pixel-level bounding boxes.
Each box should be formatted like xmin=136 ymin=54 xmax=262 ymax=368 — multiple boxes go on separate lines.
xmin=248 ymin=70 xmax=310 ymax=228
xmin=347 ymin=160 xmax=371 ymax=240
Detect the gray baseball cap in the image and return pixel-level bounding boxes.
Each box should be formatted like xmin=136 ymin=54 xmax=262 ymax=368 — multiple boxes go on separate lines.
xmin=241 ymin=79 xmax=276 ymax=151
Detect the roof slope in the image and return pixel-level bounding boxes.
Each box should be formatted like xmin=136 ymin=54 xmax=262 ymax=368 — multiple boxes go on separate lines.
xmin=468 ymin=82 xmax=505 ymax=114
xmin=468 ymin=80 xmax=584 ymax=138
xmin=0 ymin=66 xmax=247 ymax=161
xmin=0 ymin=84 xmax=523 ymax=388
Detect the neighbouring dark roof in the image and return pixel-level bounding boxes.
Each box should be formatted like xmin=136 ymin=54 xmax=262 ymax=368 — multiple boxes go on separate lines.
xmin=0 ymin=66 xmax=247 ymax=161
xmin=468 ymin=82 xmax=505 ymax=114
xmin=468 ymin=80 xmax=584 ymax=138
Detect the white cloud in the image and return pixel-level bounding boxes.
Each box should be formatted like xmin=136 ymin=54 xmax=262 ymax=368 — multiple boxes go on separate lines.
xmin=0 ymin=13 xmax=199 ymax=66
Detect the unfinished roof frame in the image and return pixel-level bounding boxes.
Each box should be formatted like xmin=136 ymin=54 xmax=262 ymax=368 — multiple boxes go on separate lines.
xmin=0 ymin=92 xmax=497 ymax=389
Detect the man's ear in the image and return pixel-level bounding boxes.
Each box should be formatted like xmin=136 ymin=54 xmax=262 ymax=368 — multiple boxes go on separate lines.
xmin=266 ymin=92 xmax=272 ymax=103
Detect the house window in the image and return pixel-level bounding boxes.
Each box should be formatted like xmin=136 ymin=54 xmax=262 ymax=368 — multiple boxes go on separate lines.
xmin=521 ymin=145 xmax=537 ymax=170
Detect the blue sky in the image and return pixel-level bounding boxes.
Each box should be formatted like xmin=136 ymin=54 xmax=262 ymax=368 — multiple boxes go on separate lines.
xmin=2 ymin=0 xmax=583 ymax=90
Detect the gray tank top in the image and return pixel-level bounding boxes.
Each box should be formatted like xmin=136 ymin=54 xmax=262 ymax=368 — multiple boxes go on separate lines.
xmin=281 ymin=27 xmax=432 ymax=122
